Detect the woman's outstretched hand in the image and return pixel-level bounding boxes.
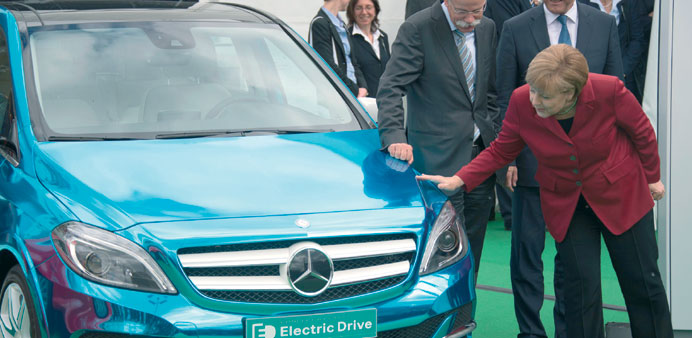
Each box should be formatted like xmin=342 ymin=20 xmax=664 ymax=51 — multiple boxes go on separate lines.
xmin=416 ymin=174 xmax=465 ymax=196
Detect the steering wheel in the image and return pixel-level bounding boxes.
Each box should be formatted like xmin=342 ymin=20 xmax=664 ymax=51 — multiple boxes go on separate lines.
xmin=205 ymin=97 xmax=267 ymax=120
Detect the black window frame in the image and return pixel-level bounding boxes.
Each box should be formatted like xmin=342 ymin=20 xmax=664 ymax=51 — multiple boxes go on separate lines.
xmin=0 ymin=26 xmax=19 ymax=167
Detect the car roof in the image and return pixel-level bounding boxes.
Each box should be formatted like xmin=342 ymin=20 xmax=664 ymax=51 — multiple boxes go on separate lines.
xmin=0 ymin=1 xmax=276 ymax=27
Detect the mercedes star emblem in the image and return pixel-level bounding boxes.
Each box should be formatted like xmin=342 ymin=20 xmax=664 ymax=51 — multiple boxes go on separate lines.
xmin=295 ymin=218 xmax=310 ymax=229
xmin=287 ymin=246 xmax=333 ymax=297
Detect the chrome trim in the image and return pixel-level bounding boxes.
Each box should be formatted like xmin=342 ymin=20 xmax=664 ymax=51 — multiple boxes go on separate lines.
xmin=330 ymin=261 xmax=410 ymax=286
xmin=323 ymin=239 xmax=416 ymax=260
xmin=180 ymin=238 xmax=416 ymax=296
xmin=189 ymin=261 xmax=410 ymax=291
xmin=444 ymin=321 xmax=477 ymax=338
xmin=179 ymin=248 xmax=287 ymax=268
xmin=178 ymin=239 xmax=416 ymax=268
xmin=189 ymin=276 xmax=287 ymax=290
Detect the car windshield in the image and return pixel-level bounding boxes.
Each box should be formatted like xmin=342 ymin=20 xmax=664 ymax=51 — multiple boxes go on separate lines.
xmin=28 ymin=22 xmax=363 ymax=139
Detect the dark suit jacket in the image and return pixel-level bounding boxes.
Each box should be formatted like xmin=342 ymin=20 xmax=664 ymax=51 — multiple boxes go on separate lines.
xmin=309 ymin=9 xmax=367 ymax=95
xmin=348 ymin=27 xmax=390 ymax=98
xmin=405 ymin=0 xmax=438 ymax=19
xmin=377 ymin=1 xmax=500 ymax=177
xmin=496 ymin=2 xmax=623 ymax=187
xmin=617 ymin=0 xmax=650 ymax=101
xmin=458 ymin=74 xmax=659 ymax=242
xmin=485 ymin=0 xmax=597 ymax=38
xmin=484 ymin=0 xmax=532 ymax=38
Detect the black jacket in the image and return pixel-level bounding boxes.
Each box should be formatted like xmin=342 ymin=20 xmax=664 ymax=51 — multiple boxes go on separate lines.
xmin=616 ymin=0 xmax=650 ymax=101
xmin=348 ymin=26 xmax=390 ymax=98
xmin=309 ymin=9 xmax=366 ymax=95
xmin=405 ymin=0 xmax=437 ymax=19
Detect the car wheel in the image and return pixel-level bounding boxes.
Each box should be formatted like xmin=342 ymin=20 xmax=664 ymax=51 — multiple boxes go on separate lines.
xmin=1 ymin=265 xmax=39 ymax=338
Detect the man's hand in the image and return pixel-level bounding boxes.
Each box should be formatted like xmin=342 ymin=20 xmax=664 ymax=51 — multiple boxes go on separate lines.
xmin=387 ymin=143 xmax=414 ymax=164
xmin=506 ymin=166 xmax=518 ymax=192
xmin=649 ymin=180 xmax=665 ymax=201
xmin=357 ymin=88 xmax=368 ymax=98
xmin=416 ymin=174 xmax=465 ymax=196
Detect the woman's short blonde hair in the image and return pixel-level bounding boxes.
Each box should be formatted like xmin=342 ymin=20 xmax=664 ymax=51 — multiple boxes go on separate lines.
xmin=525 ymin=44 xmax=589 ymax=100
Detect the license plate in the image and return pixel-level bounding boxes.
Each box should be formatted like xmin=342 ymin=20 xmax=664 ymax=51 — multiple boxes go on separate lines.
xmin=245 ymin=308 xmax=377 ymax=338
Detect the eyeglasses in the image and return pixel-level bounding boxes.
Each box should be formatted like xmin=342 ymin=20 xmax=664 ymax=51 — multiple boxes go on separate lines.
xmin=447 ymin=1 xmax=487 ymax=16
xmin=355 ymin=5 xmax=375 ymax=11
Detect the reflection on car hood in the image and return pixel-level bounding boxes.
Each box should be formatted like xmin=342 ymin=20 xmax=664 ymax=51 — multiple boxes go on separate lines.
xmin=35 ymin=130 xmax=425 ymax=229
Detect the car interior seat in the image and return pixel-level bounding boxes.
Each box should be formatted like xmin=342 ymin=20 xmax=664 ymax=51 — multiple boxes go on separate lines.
xmin=141 ymin=34 xmax=230 ymax=124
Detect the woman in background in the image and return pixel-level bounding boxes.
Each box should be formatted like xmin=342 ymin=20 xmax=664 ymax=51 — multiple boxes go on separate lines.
xmin=310 ymin=0 xmax=368 ymax=97
xmin=347 ymin=0 xmax=390 ymax=98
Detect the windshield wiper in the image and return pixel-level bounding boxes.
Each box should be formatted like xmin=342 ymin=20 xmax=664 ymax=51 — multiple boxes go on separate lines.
xmin=155 ymin=128 xmax=335 ymax=139
xmin=47 ymin=136 xmax=140 ymax=141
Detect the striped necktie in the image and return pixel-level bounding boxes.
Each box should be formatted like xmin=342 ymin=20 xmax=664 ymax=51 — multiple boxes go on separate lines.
xmin=454 ymin=30 xmax=475 ymax=102
xmin=557 ymin=15 xmax=572 ymax=46
xmin=454 ymin=30 xmax=480 ymax=141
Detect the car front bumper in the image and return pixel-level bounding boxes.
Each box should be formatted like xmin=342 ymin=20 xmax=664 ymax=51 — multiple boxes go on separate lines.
xmin=33 ymin=253 xmax=476 ymax=338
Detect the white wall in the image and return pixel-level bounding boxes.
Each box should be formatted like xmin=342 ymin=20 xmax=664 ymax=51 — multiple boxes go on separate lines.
xmin=659 ymin=0 xmax=692 ymax=333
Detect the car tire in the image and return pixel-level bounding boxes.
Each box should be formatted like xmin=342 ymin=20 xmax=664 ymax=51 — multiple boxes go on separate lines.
xmin=1 ymin=265 xmax=39 ymax=338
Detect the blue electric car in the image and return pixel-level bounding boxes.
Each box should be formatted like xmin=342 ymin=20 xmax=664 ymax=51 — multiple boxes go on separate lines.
xmin=0 ymin=1 xmax=476 ymax=337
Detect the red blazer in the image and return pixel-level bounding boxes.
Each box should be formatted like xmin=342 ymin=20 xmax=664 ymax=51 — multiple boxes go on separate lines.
xmin=457 ymin=74 xmax=660 ymax=242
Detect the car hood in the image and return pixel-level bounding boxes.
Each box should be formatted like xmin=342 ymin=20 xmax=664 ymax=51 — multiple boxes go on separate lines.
xmin=35 ymin=130 xmax=426 ymax=230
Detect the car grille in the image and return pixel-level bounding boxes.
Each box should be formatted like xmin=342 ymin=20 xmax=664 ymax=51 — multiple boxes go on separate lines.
xmin=178 ymin=234 xmax=416 ymax=304
xmin=377 ymin=302 xmax=474 ymax=338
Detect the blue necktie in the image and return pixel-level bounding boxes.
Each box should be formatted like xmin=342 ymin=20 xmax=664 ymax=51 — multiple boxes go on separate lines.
xmin=557 ymin=15 xmax=572 ymax=46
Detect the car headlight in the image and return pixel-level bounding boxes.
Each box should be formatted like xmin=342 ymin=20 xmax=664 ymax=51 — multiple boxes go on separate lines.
xmin=419 ymin=201 xmax=468 ymax=275
xmin=51 ymin=222 xmax=177 ymax=294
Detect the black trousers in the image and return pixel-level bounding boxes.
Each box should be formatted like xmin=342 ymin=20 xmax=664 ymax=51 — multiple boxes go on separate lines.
xmin=511 ymin=186 xmax=567 ymax=338
xmin=496 ymin=182 xmax=513 ymax=226
xmin=557 ymin=196 xmax=673 ymax=338
xmin=449 ymin=143 xmax=495 ymax=277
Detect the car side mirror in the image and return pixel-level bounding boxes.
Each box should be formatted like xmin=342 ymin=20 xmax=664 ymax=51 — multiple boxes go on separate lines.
xmin=0 ymin=136 xmax=19 ymax=166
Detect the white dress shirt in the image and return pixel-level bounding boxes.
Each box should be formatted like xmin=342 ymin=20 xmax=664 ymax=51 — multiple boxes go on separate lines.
xmin=352 ymin=24 xmax=382 ymax=59
xmin=544 ymin=2 xmax=579 ymax=47
xmin=591 ymin=0 xmax=621 ymax=25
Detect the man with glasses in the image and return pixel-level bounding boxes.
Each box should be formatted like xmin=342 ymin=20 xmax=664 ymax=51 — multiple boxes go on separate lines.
xmin=496 ymin=0 xmax=622 ymax=337
xmin=377 ymin=0 xmax=500 ymax=279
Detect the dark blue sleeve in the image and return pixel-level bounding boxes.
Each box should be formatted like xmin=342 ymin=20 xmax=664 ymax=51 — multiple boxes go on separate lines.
xmin=485 ymin=0 xmax=524 ymax=38
xmin=620 ymin=0 xmax=649 ymax=76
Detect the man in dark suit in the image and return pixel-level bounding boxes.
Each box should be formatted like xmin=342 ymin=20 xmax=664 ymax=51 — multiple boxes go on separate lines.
xmin=309 ymin=0 xmax=368 ymax=97
xmin=483 ymin=0 xmax=540 ymax=232
xmin=405 ymin=0 xmax=438 ymax=19
xmin=378 ymin=0 xmax=500 ymax=277
xmin=496 ymin=0 xmax=623 ymax=337
xmin=616 ymin=0 xmax=651 ymax=102
xmin=484 ymin=0 xmax=534 ymax=37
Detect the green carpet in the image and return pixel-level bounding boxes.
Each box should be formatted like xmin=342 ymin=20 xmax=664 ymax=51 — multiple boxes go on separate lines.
xmin=472 ymin=215 xmax=629 ymax=337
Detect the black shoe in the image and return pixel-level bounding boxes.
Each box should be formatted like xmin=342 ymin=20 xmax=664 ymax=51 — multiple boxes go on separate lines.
xmin=504 ymin=220 xmax=512 ymax=231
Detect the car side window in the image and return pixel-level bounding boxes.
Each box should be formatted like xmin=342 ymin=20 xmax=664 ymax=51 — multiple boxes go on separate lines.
xmin=0 ymin=30 xmax=18 ymax=166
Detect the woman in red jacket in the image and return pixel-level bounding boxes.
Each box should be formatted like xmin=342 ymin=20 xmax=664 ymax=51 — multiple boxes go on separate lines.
xmin=418 ymin=44 xmax=672 ymax=338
